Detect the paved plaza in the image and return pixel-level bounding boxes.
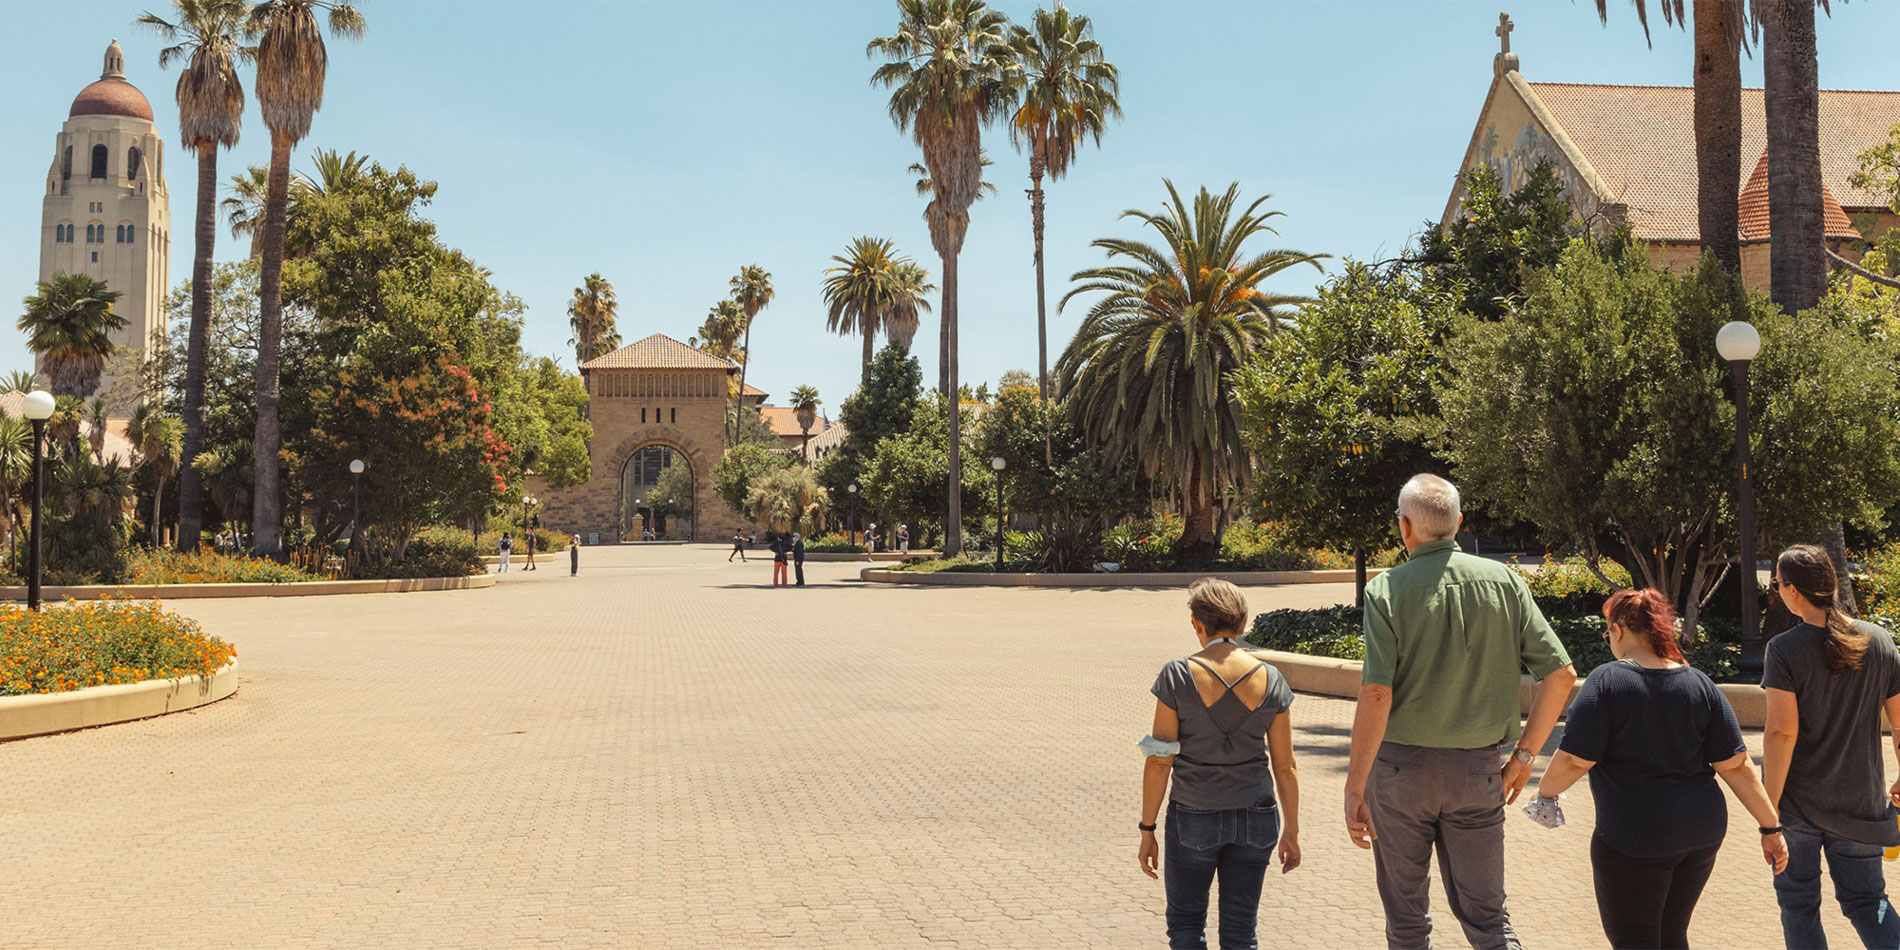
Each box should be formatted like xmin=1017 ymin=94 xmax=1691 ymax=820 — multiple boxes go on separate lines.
xmin=0 ymin=544 xmax=1848 ymax=947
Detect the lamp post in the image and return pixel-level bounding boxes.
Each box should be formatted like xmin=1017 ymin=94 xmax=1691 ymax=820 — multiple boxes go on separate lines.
xmin=348 ymin=459 xmax=365 ymax=574
xmin=847 ymin=483 xmax=859 ymax=545
xmin=1717 ymin=320 xmax=1763 ymax=679
xmin=991 ymin=456 xmax=1007 ymax=572
xmin=21 ymin=390 xmax=54 ymax=612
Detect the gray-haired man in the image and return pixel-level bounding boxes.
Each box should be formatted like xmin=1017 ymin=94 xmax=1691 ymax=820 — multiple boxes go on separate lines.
xmin=1344 ymin=474 xmax=1577 ymax=949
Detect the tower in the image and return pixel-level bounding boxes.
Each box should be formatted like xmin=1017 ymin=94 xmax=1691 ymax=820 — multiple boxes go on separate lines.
xmin=40 ymin=40 xmax=171 ymax=354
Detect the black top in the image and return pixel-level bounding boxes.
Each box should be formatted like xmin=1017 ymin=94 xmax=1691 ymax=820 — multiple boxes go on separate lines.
xmin=770 ymin=537 xmax=787 ymax=563
xmin=1763 ymin=620 xmax=1900 ymax=845
xmin=1558 ymin=660 xmax=1745 ymax=857
xmin=1151 ymin=657 xmax=1293 ymax=810
xmin=792 ymin=539 xmax=804 ymax=563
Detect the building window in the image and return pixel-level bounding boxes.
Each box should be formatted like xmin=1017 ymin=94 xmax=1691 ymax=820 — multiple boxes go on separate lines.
xmin=61 ymin=147 xmax=72 ymax=181
xmin=90 ymin=252 xmax=98 ymax=263
xmin=124 ymin=226 xmax=133 ymax=245
xmin=127 ymin=147 xmax=141 ymax=181
xmin=641 ymin=408 xmax=647 ymax=423
xmin=670 ymin=408 xmax=676 ymax=424
xmin=85 ymin=224 xmax=94 ymax=243
xmin=90 ymin=145 xmax=107 ymax=180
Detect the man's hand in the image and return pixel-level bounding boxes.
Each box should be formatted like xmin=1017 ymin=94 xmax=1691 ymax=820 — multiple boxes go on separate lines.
xmin=1763 ymin=831 xmax=1790 ymax=875
xmin=1502 ymin=758 xmax=1532 ymax=804
xmin=1345 ymin=791 xmax=1376 ymax=849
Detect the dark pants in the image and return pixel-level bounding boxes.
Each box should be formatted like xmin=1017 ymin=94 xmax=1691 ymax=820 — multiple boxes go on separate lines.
xmin=1164 ymin=799 xmax=1279 ymax=949
xmin=794 ymin=559 xmax=805 ymax=586
xmin=1775 ymin=823 xmax=1900 ymax=949
xmin=569 ymin=548 xmax=578 ymax=576
xmin=1367 ymin=743 xmax=1519 ymax=950
xmin=1590 ymin=833 xmax=1719 ymax=948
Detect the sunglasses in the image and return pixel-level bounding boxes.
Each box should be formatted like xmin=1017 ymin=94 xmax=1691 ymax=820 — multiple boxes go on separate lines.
xmin=1769 ymin=577 xmax=1783 ymax=593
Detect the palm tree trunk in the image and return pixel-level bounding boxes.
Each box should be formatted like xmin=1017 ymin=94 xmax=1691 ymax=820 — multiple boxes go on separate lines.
xmin=734 ymin=324 xmax=753 ymax=444
xmin=943 ymin=252 xmax=962 ymax=558
xmin=177 ymin=143 xmax=217 ymax=552
xmin=251 ymin=134 xmax=294 ymax=558
xmin=1175 ymin=455 xmax=1218 ymax=564
xmin=1764 ymin=0 xmax=1826 ymax=316
xmin=862 ymin=325 xmax=876 ymax=384
xmin=1030 ymin=146 xmax=1050 ymax=401
xmin=1694 ymin=0 xmax=1743 ymax=274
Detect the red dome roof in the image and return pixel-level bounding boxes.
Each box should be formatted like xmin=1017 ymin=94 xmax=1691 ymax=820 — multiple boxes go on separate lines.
xmin=69 ymin=78 xmax=153 ymax=121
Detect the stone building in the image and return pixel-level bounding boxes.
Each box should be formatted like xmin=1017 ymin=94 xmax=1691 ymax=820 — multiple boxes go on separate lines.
xmin=41 ymin=40 xmax=170 ymax=352
xmin=1446 ymin=14 xmax=1900 ymax=290
xmin=528 ymin=334 xmax=751 ymax=544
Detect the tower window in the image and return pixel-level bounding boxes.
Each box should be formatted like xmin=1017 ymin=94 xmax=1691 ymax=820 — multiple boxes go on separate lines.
xmin=127 ymin=147 xmax=141 ymax=181
xmin=670 ymin=408 xmax=676 ymax=424
xmin=641 ymin=408 xmax=647 ymax=423
xmin=61 ymin=147 xmax=72 ymax=181
xmin=124 ymin=227 xmax=133 ymax=245
xmin=90 ymin=252 xmax=98 ymax=263
xmin=90 ymin=145 xmax=107 ymax=180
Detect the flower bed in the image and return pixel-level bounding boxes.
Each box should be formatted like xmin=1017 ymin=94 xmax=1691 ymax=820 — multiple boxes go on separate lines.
xmin=803 ymin=533 xmax=868 ymax=554
xmin=123 ymin=549 xmax=318 ymax=585
xmin=0 ymin=600 xmax=236 ymax=696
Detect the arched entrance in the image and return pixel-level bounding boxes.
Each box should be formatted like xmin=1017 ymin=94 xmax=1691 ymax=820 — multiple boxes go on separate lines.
xmin=619 ymin=444 xmax=694 ymax=541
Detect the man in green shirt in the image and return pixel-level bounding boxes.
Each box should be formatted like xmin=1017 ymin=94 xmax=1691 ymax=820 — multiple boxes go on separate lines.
xmin=1344 ymin=474 xmax=1576 ymax=950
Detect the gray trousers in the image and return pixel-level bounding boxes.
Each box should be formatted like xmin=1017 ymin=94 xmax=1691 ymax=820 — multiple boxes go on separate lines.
xmin=1367 ymin=742 xmax=1521 ymax=950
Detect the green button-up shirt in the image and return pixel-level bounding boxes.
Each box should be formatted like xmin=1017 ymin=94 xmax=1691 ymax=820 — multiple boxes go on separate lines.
xmin=1361 ymin=540 xmax=1571 ymax=749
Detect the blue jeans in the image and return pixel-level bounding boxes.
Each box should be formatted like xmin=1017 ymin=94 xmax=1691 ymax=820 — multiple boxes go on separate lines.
xmin=1164 ymin=798 xmax=1279 ymax=949
xmin=1775 ymin=823 xmax=1900 ymax=949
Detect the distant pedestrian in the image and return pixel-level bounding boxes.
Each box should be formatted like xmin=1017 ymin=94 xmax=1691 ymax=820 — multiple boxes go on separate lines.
xmin=498 ymin=532 xmax=513 ymax=573
xmin=730 ymin=530 xmax=748 ymax=562
xmin=747 ymin=531 xmax=756 ymax=551
xmin=1763 ymin=544 xmax=1900 ymax=950
xmin=868 ymin=523 xmax=881 ymax=553
xmin=899 ymin=524 xmax=910 ymax=554
xmin=1139 ymin=577 xmax=1301 ymax=950
xmin=1530 ymin=588 xmax=1787 ymax=949
xmin=569 ymin=536 xmax=580 ymax=576
xmin=769 ymin=531 xmax=789 ymax=587
xmin=1346 ymin=473 xmax=1577 ymax=950
xmin=524 ymin=528 xmax=537 ymax=571
xmin=793 ymin=532 xmax=806 ymax=587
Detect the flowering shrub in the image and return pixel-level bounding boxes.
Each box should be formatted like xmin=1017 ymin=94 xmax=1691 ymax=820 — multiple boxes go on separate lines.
xmin=804 ymin=533 xmax=867 ymax=554
xmin=0 ymin=600 xmax=235 ymax=695
xmin=122 ymin=549 xmax=317 ymax=585
xmin=1522 ymin=555 xmax=1633 ymax=600
xmin=1859 ymin=544 xmax=1900 ymax=631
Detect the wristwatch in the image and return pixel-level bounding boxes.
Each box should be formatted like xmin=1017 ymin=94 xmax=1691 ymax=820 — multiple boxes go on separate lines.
xmin=1511 ymin=747 xmax=1536 ymax=766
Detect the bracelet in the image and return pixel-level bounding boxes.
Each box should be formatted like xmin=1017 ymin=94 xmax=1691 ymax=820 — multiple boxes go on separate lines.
xmin=1760 ymin=825 xmax=1784 ymax=836
xmin=1138 ymin=821 xmax=1157 ymax=832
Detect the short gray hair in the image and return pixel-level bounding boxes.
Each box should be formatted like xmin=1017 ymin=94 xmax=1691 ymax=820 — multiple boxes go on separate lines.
xmin=1399 ymin=474 xmax=1462 ymax=541
xmin=1187 ymin=577 xmax=1250 ymax=635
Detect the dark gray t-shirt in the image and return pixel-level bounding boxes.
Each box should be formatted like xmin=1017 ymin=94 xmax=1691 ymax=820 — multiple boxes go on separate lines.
xmin=1152 ymin=657 xmax=1293 ymax=810
xmin=1762 ymin=620 xmax=1900 ymax=846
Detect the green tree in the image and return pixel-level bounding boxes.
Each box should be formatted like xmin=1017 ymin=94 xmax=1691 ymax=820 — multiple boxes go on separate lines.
xmin=1439 ymin=241 xmax=1900 ymax=634
xmin=1058 ymin=181 xmax=1324 ymax=562
xmin=1008 ymin=3 xmax=1119 ymax=400
xmin=814 ymin=344 xmax=923 ymax=516
xmin=0 ymin=415 xmax=33 ymax=567
xmin=46 ymin=454 xmax=135 ymax=581
xmin=1234 ymin=263 xmax=1453 ymax=604
xmin=567 ymin=273 xmax=620 ymax=365
xmin=823 ymin=237 xmax=935 ymax=381
xmin=137 ymin=0 xmax=252 ymax=552
xmin=1418 ymin=161 xmax=1576 ymax=318
xmin=745 ymin=465 xmax=830 ymax=535
xmin=713 ymin=441 xmax=793 ymax=517
xmin=728 ymin=265 xmax=774 ymax=443
xmin=246 ymin=0 xmax=365 ymax=557
xmin=863 ymin=392 xmax=991 ymax=543
xmin=19 ymin=273 xmax=126 ymax=398
xmin=127 ymin=404 xmax=185 ymax=547
xmin=869 ymin=0 xmax=1021 ymax=556
xmin=646 ymin=456 xmax=696 ymax=523
xmin=790 ymin=385 xmax=822 ymax=463
xmin=975 ymin=385 xmax=1139 ymax=568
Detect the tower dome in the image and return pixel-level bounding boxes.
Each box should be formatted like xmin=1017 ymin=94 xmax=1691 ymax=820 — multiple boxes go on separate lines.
xmin=68 ymin=40 xmax=153 ymax=121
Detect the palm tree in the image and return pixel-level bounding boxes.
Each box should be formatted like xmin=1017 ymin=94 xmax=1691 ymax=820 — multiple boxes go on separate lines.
xmin=1058 ymin=181 xmax=1325 ymax=562
xmin=49 ymin=395 xmax=86 ymax=461
xmin=790 ymin=385 xmax=822 ymax=463
xmin=728 ymin=265 xmax=775 ymax=443
xmin=1008 ymin=4 xmax=1119 ymax=400
xmin=822 ymin=237 xmax=937 ymax=382
xmin=193 ymin=439 xmax=253 ymax=536
xmin=246 ymin=0 xmax=364 ymax=558
xmin=85 ymin=397 xmax=110 ymax=464
xmin=567 ymin=273 xmax=620 ymax=365
xmin=1 ymin=371 xmax=44 ymax=395
xmin=128 ymin=405 xmax=185 ymax=547
xmin=137 ymin=0 xmax=252 ymax=553
xmin=19 ymin=273 xmax=126 ymax=398
xmin=0 ymin=415 xmax=33 ymax=569
xmin=745 ymin=465 xmax=830 ymax=535
xmin=696 ymin=299 xmax=749 ymax=441
xmin=869 ymin=0 xmax=1021 ymax=557
xmin=907 ymin=151 xmax=998 ymax=200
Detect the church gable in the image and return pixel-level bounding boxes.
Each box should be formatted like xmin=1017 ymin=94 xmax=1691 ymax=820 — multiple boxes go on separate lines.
xmin=1441 ymin=70 xmax=1618 ymax=234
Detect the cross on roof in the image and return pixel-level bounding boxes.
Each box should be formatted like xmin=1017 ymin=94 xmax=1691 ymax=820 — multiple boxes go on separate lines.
xmin=1496 ymin=12 xmax=1514 ymax=54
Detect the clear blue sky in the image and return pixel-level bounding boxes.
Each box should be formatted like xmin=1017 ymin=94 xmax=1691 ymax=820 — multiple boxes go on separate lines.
xmin=4 ymin=0 xmax=1898 ymax=412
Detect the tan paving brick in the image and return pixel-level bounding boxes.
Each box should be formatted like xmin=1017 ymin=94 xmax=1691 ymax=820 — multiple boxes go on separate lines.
xmin=0 ymin=544 xmax=1849 ymax=947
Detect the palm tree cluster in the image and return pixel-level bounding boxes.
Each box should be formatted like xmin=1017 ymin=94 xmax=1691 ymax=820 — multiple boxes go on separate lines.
xmin=566 ymin=272 xmax=621 ymax=366
xmin=822 ymin=237 xmax=935 ymax=383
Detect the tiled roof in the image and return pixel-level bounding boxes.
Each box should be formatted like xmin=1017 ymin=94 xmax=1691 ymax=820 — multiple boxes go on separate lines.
xmin=808 ymin=421 xmax=849 ymax=456
xmin=1736 ymin=151 xmax=1858 ymax=241
xmin=1527 ymin=82 xmax=1900 ymax=241
xmin=758 ymin=406 xmax=827 ymax=439
xmin=70 ymin=78 xmax=153 ymax=121
xmin=580 ymin=334 xmax=738 ymax=372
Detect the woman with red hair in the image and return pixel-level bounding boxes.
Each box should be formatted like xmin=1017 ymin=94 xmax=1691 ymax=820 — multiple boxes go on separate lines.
xmin=1531 ymin=588 xmax=1787 ymax=948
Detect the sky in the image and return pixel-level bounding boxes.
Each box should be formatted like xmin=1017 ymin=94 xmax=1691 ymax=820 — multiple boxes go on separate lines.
xmin=4 ymin=0 xmax=1900 ymax=414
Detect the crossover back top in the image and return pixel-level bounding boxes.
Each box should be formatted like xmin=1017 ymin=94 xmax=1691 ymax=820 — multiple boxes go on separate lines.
xmin=1152 ymin=656 xmax=1293 ymax=810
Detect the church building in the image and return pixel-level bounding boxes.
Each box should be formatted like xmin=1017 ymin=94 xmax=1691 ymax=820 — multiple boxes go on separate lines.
xmin=41 ymin=40 xmax=171 ymax=353
xmin=1446 ymin=14 xmax=1900 ymax=289
xmin=527 ymin=334 xmax=752 ymax=545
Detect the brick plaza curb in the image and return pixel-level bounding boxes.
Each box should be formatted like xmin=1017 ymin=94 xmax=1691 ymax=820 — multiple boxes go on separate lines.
xmin=1250 ymin=648 xmax=1769 ymax=729
xmin=0 ymin=660 xmax=239 ymax=742
xmin=0 ymin=574 xmax=497 ymax=601
xmin=858 ymin=567 xmax=1384 ymax=587
xmin=800 ymin=550 xmax=940 ymax=562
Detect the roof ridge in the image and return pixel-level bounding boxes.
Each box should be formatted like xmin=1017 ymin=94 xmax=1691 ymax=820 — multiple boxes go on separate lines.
xmin=1528 ymin=79 xmax=1900 ymax=95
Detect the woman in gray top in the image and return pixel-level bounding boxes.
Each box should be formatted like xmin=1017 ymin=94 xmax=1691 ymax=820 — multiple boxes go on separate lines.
xmin=1139 ymin=577 xmax=1301 ymax=949
xmin=1764 ymin=544 xmax=1900 ymax=949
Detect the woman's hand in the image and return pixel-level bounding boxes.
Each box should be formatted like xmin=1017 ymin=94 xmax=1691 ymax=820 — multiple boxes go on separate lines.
xmin=1763 ymin=831 xmax=1789 ymax=875
xmin=1278 ymin=830 xmax=1301 ymax=874
xmin=1138 ymin=831 xmax=1159 ymax=880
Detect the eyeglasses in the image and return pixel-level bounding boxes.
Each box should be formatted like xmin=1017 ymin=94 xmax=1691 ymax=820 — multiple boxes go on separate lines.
xmin=1768 ymin=577 xmax=1782 ymax=593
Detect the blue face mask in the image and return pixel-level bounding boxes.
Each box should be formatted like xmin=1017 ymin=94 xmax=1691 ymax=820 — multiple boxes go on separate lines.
xmin=1139 ymin=735 xmax=1181 ymax=758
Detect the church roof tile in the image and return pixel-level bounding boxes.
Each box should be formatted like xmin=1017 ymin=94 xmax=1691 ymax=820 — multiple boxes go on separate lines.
xmin=580 ymin=334 xmax=738 ymax=372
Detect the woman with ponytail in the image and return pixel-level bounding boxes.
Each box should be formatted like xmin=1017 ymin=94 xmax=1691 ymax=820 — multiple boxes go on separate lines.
xmin=1764 ymin=544 xmax=1900 ymax=949
xmin=1533 ymin=588 xmax=1786 ymax=948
